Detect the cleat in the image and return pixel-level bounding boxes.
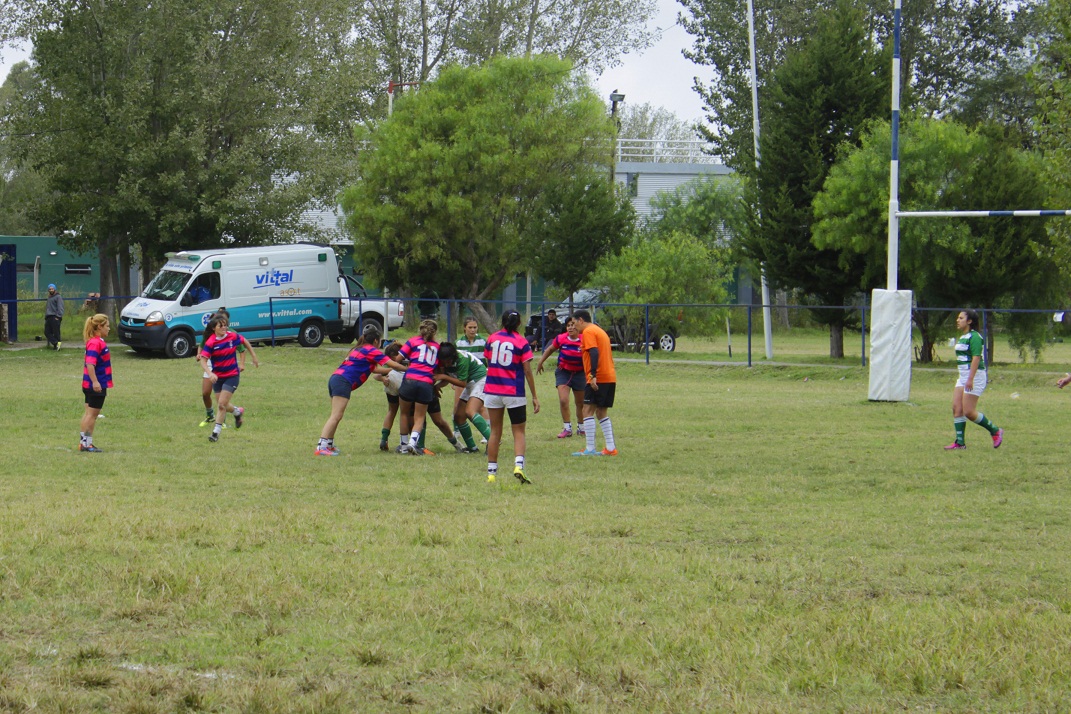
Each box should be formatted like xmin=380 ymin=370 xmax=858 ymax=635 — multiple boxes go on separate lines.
xmin=571 ymin=448 xmax=601 ymax=456
xmin=453 ymin=441 xmax=466 ymax=454
xmin=556 ymin=429 xmax=573 ymax=439
xmin=395 ymin=444 xmax=411 ymax=454
xmin=78 ymin=444 xmax=102 ymax=453
xmin=420 ymin=448 xmax=434 ymax=456
xmin=480 ymin=437 xmax=487 ymax=444
xmin=578 ymin=428 xmax=585 ymax=436
xmin=992 ymin=428 xmax=1004 ymax=449
xmin=199 ymin=418 xmax=213 ymax=427
xmin=600 ymin=448 xmax=618 ymax=456
xmin=379 ymin=440 xmax=389 ymax=452
xmin=943 ymin=442 xmax=966 ymax=450
xmin=315 ymin=446 xmax=340 ymax=456
xmin=209 ymin=432 xmax=219 ymax=443
xmin=513 ymin=467 xmax=531 ymax=484
xmin=233 ymin=407 xmax=244 ymax=429
xmin=463 ymin=446 xmax=481 ymax=454
xmin=56 ymin=341 xmax=62 ymax=350
xmin=487 ymin=473 xmax=496 ymax=483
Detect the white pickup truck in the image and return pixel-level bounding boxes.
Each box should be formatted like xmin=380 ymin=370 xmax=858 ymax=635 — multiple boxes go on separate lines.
xmin=331 ymin=274 xmax=405 ymax=343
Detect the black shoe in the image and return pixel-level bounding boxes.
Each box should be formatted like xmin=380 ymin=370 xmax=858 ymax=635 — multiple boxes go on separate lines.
xmin=209 ymin=432 xmax=219 ymax=443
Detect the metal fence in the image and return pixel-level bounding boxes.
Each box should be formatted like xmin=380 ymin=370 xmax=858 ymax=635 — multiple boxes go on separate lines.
xmin=5 ymin=293 xmax=1070 ymax=370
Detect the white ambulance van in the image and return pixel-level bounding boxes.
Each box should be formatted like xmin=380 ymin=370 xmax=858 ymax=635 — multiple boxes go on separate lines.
xmin=119 ymin=244 xmax=344 ymax=358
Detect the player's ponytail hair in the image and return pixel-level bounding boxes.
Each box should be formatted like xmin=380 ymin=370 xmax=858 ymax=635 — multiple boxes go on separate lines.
xmin=360 ymin=323 xmax=382 ymax=346
xmin=963 ymin=308 xmax=980 ymax=332
xmin=82 ymin=313 xmax=109 ymax=342
xmin=501 ymin=310 xmax=521 ymax=333
xmin=418 ymin=319 xmax=438 ymax=341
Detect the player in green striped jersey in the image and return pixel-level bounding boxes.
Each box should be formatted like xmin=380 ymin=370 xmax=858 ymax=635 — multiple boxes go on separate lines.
xmin=946 ymin=309 xmax=1004 ymax=450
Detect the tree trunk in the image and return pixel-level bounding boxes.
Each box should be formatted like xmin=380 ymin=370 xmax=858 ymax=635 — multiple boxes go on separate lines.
xmin=468 ymin=300 xmax=499 ymax=335
xmin=829 ymin=321 xmax=845 ymax=359
xmin=118 ymin=244 xmax=131 ymax=299
xmin=97 ymin=236 xmax=121 ymax=323
xmin=776 ymin=289 xmax=790 ymax=327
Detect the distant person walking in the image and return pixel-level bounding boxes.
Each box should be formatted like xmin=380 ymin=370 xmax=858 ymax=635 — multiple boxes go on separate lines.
xmin=571 ymin=309 xmax=619 ymax=457
xmin=945 ymin=308 xmax=1003 ymax=451
xmin=79 ymin=314 xmax=112 ymax=452
xmin=45 ymin=284 xmax=64 ymax=350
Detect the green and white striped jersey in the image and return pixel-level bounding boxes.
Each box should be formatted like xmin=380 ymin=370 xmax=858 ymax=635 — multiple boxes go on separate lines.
xmin=955 ymin=330 xmax=985 ymax=374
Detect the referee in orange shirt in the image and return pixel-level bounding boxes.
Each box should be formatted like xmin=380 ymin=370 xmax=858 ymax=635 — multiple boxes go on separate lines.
xmin=570 ymin=309 xmax=617 ymax=456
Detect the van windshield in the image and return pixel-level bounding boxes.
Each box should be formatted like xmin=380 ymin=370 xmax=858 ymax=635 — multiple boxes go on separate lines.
xmin=143 ymin=270 xmax=191 ymax=300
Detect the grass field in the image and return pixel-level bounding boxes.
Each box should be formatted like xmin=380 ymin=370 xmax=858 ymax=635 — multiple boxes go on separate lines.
xmin=2 ymin=339 xmax=1071 ymax=712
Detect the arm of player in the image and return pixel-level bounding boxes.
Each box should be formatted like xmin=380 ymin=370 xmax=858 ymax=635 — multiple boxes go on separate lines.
xmin=536 ymin=341 xmax=558 ymax=375
xmin=588 ymin=346 xmax=600 ymax=391
xmin=524 ymin=360 xmax=540 ymax=414
xmin=240 ymin=335 xmax=260 ymax=368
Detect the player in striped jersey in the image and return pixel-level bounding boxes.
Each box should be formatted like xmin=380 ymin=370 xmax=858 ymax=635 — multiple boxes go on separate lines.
xmin=316 ymin=324 xmax=406 ymax=456
xmin=397 ymin=319 xmax=443 ymax=455
xmin=946 ymin=309 xmax=1003 ymax=450
xmin=483 ymin=311 xmax=540 ymax=483
xmin=535 ymin=316 xmax=585 ymax=438
xmin=198 ymin=316 xmax=260 ymax=443
xmin=79 ymin=314 xmax=112 ymax=452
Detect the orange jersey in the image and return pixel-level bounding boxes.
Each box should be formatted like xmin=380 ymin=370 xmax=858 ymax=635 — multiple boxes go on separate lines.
xmin=580 ymin=323 xmax=616 ymax=384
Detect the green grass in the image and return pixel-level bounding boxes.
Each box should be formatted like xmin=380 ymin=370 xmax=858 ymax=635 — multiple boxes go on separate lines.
xmin=1 ymin=342 xmax=1071 ymax=711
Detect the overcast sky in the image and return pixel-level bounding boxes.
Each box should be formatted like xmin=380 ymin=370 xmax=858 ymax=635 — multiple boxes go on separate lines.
xmin=1 ymin=0 xmax=709 ymax=124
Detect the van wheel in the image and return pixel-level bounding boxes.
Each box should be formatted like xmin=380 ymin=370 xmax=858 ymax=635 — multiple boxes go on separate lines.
xmin=299 ymin=319 xmax=326 ymax=348
xmin=165 ymin=330 xmax=195 ymax=359
xmin=358 ymin=316 xmax=384 ymax=337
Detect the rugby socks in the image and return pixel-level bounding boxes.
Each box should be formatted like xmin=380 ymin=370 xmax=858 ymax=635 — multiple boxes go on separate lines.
xmin=317 ymin=438 xmax=330 ymax=449
xmin=584 ymin=417 xmax=597 ymax=452
xmin=457 ymin=421 xmax=476 ymax=449
xmin=515 ymin=455 xmax=525 ymax=470
xmin=80 ymin=432 xmax=91 ymax=447
xmin=562 ymin=422 xmax=572 ymax=433
xmin=213 ymin=423 xmax=223 ymax=436
xmin=205 ymin=408 xmax=214 ymax=419
xmin=380 ymin=428 xmax=390 ymax=442
xmin=470 ymin=414 xmax=491 ymax=440
xmin=488 ymin=462 xmax=498 ymax=478
xmin=953 ymin=416 xmax=967 ymax=445
xmin=600 ymin=417 xmax=616 ymax=452
xmin=411 ymin=432 xmax=423 ymax=450
xmin=971 ymin=413 xmax=999 ymax=435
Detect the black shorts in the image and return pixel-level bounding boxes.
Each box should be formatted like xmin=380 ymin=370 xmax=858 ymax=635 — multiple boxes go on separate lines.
xmin=386 ymin=393 xmax=399 ymax=405
xmin=328 ymin=374 xmax=353 ymax=399
xmin=213 ymin=375 xmax=239 ymax=394
xmin=398 ymin=378 xmax=435 ymax=405
xmin=406 ymin=396 xmax=441 ymax=415
xmin=583 ymin=381 xmax=616 ymax=409
xmin=556 ymin=368 xmax=585 ymax=391
xmin=83 ymin=387 xmax=107 ymax=410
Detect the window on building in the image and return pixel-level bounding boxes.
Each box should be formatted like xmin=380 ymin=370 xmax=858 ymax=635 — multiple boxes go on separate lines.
xmin=65 ymin=264 xmax=92 ymax=275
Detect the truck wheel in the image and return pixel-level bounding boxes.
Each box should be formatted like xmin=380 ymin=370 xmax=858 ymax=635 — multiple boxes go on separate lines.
xmin=165 ymin=330 xmax=195 ymax=359
xmin=299 ymin=319 xmax=326 ymax=348
xmin=358 ymin=316 xmax=384 ymax=336
xmin=658 ymin=333 xmax=676 ymax=352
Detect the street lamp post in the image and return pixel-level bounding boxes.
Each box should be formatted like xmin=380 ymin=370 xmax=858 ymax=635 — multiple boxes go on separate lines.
xmin=609 ymin=90 xmax=625 ymax=184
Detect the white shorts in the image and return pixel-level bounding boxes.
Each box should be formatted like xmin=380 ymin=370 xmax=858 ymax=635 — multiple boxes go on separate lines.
xmin=484 ymin=393 xmax=526 ymax=410
xmin=955 ymin=369 xmax=987 ymax=397
xmin=459 ymin=377 xmax=486 ymax=403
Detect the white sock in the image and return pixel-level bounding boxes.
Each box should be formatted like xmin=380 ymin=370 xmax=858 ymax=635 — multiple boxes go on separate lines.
xmin=515 ymin=456 xmax=525 ymax=470
xmin=213 ymin=423 xmax=222 ymax=435
xmin=563 ymin=422 xmax=571 ymax=432
xmin=600 ymin=417 xmax=615 ymax=451
xmin=488 ymin=462 xmax=498 ymax=475
xmin=584 ymin=417 xmax=597 ymax=451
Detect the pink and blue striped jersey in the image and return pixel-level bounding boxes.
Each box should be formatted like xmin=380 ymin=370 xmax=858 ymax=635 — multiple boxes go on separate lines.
xmin=83 ymin=337 xmax=113 ymax=389
xmin=554 ymin=332 xmax=583 ymax=372
xmin=483 ymin=330 xmax=533 ymax=396
xmin=334 ymin=344 xmax=390 ymax=390
xmin=200 ymin=331 xmax=243 ymax=378
xmin=400 ymin=336 xmax=440 ymax=384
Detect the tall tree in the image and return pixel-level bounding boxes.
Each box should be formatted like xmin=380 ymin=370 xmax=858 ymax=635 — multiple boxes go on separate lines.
xmin=680 ymin=0 xmax=1039 ymax=171
xmin=2 ymin=0 xmax=364 ymax=316
xmin=0 ymin=61 xmax=46 ymax=236
xmin=813 ymin=119 xmax=1063 ymax=362
xmin=340 ymin=56 xmax=622 ymax=329
xmin=739 ymin=0 xmax=887 ymax=358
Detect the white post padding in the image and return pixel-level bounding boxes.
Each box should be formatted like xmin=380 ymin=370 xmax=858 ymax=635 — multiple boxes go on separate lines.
xmin=868 ymin=289 xmax=913 ymax=401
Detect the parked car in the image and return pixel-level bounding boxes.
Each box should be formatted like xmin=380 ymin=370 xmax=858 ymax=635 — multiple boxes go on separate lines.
xmin=539 ymin=288 xmax=678 ymax=352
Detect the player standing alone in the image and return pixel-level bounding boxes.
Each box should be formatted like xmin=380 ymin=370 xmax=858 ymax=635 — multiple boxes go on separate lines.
xmin=571 ymin=309 xmax=618 ymax=457
xmin=483 ymin=311 xmax=539 ymax=483
xmin=79 ymin=314 xmax=112 ymax=452
xmin=945 ymin=308 xmax=1003 ymax=450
